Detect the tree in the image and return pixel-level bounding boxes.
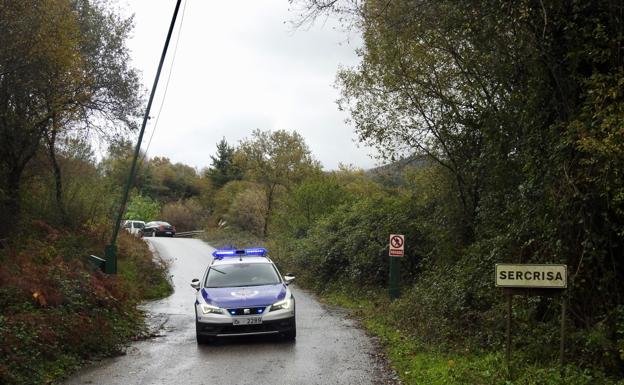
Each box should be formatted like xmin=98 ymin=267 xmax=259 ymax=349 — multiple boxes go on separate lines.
xmin=235 ymin=129 xmax=321 ymax=237
xmin=125 ymin=194 xmax=161 ymax=222
xmin=99 ymin=139 xmax=154 ymax=196
xmin=295 ymin=0 xmax=624 ymax=367
xmin=204 ymin=138 xmax=242 ymax=189
xmin=0 ymin=0 xmax=141 ymax=236
xmin=148 ymin=157 xmax=201 ymax=202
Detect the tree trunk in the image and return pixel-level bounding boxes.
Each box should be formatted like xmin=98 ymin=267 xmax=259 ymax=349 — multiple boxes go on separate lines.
xmin=46 ymin=118 xmax=67 ymax=224
xmin=0 ymin=167 xmax=24 ymax=238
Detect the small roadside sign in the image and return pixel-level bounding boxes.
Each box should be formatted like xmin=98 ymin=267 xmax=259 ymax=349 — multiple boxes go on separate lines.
xmin=389 ymin=234 xmax=404 ymax=257
xmin=495 ymin=264 xmax=567 ymax=289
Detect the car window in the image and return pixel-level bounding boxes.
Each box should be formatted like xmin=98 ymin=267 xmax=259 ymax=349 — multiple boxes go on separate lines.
xmin=136 ymin=223 xmax=145 ymax=229
xmin=205 ymin=263 xmax=281 ymax=288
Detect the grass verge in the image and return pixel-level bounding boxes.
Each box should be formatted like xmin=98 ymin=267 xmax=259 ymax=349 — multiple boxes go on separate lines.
xmin=320 ymin=287 xmax=623 ymax=385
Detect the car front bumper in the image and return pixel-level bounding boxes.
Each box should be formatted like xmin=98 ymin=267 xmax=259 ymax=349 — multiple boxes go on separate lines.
xmin=196 ymin=315 xmax=295 ymax=337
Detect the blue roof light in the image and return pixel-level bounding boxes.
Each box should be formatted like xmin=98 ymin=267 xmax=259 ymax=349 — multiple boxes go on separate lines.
xmin=212 ymin=249 xmax=236 ymax=258
xmin=212 ymin=247 xmax=268 ymax=258
xmin=245 ymin=248 xmax=268 ymax=256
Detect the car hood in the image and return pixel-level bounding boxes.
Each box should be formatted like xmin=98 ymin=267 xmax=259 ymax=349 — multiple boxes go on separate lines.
xmin=201 ymin=284 xmax=287 ymax=308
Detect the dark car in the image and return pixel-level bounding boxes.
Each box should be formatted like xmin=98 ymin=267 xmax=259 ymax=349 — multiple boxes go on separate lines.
xmin=141 ymin=221 xmax=176 ymax=237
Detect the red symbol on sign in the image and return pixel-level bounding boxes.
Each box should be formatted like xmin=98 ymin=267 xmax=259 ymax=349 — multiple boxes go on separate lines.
xmin=391 ymin=236 xmax=403 ymax=248
xmin=389 ymin=234 xmax=405 ymax=257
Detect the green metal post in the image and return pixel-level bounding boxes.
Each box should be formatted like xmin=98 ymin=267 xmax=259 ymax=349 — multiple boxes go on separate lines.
xmin=104 ymin=245 xmax=117 ymax=274
xmin=104 ymin=0 xmax=182 ymax=273
xmin=389 ymin=256 xmax=401 ymax=299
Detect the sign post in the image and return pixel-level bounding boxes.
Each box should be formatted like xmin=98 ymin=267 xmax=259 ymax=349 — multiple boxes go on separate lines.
xmin=495 ymin=263 xmax=568 ymax=379
xmin=388 ymin=234 xmax=404 ymax=299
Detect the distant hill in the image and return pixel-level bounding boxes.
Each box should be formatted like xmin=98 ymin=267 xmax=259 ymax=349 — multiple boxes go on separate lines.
xmin=366 ymin=155 xmax=430 ymax=187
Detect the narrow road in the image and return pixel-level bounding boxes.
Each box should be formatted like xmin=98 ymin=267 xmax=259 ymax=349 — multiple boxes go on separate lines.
xmin=64 ymin=238 xmax=395 ymax=385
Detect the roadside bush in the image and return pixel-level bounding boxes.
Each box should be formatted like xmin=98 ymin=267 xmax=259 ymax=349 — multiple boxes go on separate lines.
xmin=225 ymin=185 xmax=267 ymax=237
xmin=161 ymin=198 xmax=205 ymax=232
xmin=210 ymin=180 xmax=258 ymax=225
xmin=0 ymin=224 xmax=171 ymax=385
xmin=202 ymin=226 xmax=264 ymax=250
xmin=278 ymin=193 xmax=424 ymax=290
xmin=126 ymin=193 xmax=161 ymax=222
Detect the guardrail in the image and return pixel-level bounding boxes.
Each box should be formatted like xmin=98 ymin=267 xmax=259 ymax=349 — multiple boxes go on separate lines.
xmin=175 ymin=230 xmax=205 ymax=238
xmin=86 ymin=254 xmax=106 ymax=272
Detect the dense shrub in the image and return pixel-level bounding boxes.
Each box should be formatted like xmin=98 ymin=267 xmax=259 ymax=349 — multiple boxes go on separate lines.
xmin=161 ymin=198 xmax=205 ymax=232
xmin=0 ymin=225 xmax=171 ymax=385
xmin=276 ymin=192 xmax=424 ymax=289
xmin=220 ymin=186 xmax=265 ymax=237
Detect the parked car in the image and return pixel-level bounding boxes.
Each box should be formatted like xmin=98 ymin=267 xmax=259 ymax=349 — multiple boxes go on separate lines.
xmin=122 ymin=220 xmax=145 ymax=236
xmin=191 ymin=247 xmax=296 ymax=344
xmin=141 ymin=221 xmax=176 ymax=237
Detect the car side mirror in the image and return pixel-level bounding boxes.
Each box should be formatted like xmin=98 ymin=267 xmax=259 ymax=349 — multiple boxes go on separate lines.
xmin=283 ymin=275 xmax=295 ymax=285
xmin=191 ymin=278 xmax=200 ymax=290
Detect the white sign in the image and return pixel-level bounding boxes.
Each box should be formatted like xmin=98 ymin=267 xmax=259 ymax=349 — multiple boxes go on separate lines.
xmin=495 ymin=264 xmax=567 ymax=289
xmin=389 ymin=234 xmax=404 ymax=257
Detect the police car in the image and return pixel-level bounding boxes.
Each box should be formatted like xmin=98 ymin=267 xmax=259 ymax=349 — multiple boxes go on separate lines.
xmin=191 ymin=247 xmax=296 ymax=344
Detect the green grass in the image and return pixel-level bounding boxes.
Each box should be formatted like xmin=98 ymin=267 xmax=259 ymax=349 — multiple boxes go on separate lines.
xmin=319 ymin=288 xmax=623 ymax=385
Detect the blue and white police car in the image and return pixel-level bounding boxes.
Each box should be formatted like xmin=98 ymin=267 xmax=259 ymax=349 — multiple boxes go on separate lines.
xmin=191 ymin=247 xmax=296 ymax=344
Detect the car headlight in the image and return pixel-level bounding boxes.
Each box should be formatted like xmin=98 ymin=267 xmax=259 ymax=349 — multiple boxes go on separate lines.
xmin=270 ymin=297 xmax=291 ymax=312
xmin=200 ymin=303 xmax=223 ymax=314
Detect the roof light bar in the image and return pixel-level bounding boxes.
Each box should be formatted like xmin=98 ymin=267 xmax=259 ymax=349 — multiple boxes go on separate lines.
xmin=212 ymin=247 xmax=267 ymax=258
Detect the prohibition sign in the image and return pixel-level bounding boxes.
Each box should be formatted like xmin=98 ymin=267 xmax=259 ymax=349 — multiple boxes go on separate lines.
xmin=389 ymin=234 xmax=405 ymax=257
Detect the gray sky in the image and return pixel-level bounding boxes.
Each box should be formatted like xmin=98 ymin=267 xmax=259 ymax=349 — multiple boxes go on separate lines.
xmin=120 ymin=0 xmax=377 ymax=171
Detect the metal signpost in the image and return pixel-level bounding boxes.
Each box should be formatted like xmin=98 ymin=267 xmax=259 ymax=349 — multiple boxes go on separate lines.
xmin=495 ymin=263 xmax=568 ymax=378
xmin=389 ymin=234 xmax=404 ymax=299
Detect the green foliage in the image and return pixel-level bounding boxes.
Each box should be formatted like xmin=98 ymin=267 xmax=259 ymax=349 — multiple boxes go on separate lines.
xmin=125 ymin=194 xmax=161 ymax=222
xmin=161 ymin=198 xmax=206 ymax=232
xmin=0 ymin=227 xmax=171 ymax=385
xmin=202 ymin=226 xmax=264 ymax=250
xmin=277 ymin=191 xmax=423 ymax=289
xmin=211 ymin=180 xmax=259 ymax=225
xmin=0 ymin=0 xmax=142 ymax=236
xmin=20 ymin=141 xmax=119 ymax=231
xmin=225 ymin=184 xmax=267 ymax=237
xmin=273 ymin=173 xmax=348 ymax=238
xmin=235 ymin=129 xmax=322 ymax=237
xmin=321 ymin=287 xmax=624 ymax=385
xmin=147 ymin=157 xmax=202 ymax=201
xmin=286 ymin=0 xmax=624 ymax=379
xmin=204 ymin=137 xmax=242 ymax=189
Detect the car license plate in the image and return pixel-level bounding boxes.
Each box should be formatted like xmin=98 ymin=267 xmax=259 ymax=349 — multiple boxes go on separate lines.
xmin=165 ymin=231 xmax=171 ymax=234
xmin=233 ymin=317 xmax=262 ymax=325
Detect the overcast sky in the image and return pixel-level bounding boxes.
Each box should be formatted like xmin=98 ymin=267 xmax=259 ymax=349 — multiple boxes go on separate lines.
xmin=119 ymin=0 xmax=377 ymax=171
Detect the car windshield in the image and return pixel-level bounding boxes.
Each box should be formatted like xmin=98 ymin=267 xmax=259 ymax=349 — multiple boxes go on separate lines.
xmin=205 ymin=263 xmax=281 ymax=288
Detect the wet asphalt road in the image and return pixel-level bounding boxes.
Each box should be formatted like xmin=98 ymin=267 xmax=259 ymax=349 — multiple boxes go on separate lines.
xmin=64 ymin=238 xmax=394 ymax=385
